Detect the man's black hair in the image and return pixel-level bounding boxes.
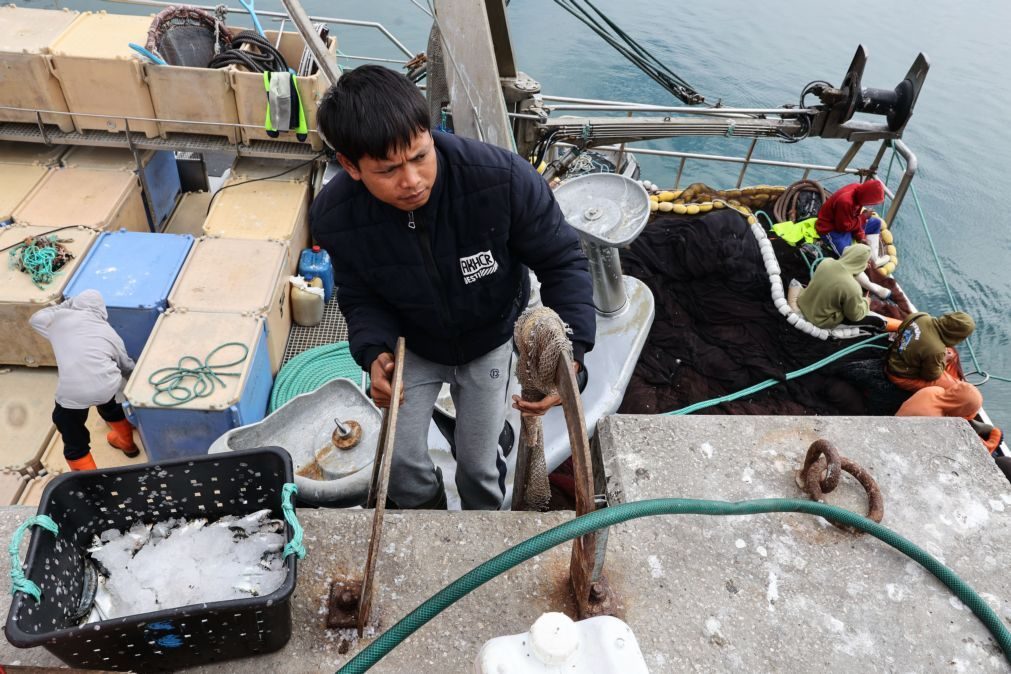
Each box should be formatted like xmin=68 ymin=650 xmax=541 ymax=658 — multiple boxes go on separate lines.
xmin=316 ymin=65 xmax=430 ymax=165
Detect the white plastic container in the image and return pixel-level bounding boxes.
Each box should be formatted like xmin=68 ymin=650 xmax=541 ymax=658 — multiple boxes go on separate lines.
xmin=0 ymin=367 xmax=58 ymax=474
xmin=13 ymin=167 xmax=149 ymax=232
xmin=0 ymin=141 xmax=67 ymax=167
xmin=0 ymin=164 xmax=49 ymax=225
xmin=0 ymin=6 xmax=81 ymax=132
xmin=226 ymin=156 xmax=315 ymax=185
xmin=61 ymin=146 xmax=181 ymax=229
xmin=162 ymin=191 xmax=211 ymax=236
xmin=474 ymin=613 xmax=649 ymax=674
xmin=49 ymin=12 xmax=160 ymax=137
xmin=168 ymin=237 xmax=292 ymax=374
xmin=201 ymin=180 xmax=310 ymax=273
xmin=0 ymin=224 xmax=99 ymax=366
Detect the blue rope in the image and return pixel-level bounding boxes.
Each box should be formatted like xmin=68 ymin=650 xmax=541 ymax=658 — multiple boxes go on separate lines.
xmin=280 ymin=483 xmax=306 ymax=559
xmin=8 ymin=515 xmax=58 ymax=603
xmin=883 ymin=149 xmax=1010 ymax=385
xmin=665 ymin=335 xmax=889 ymax=415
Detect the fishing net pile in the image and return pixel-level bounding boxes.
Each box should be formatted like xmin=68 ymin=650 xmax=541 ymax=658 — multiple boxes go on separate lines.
xmin=619 ymin=206 xmax=912 ymax=417
xmin=145 ymin=5 xmax=232 ymax=67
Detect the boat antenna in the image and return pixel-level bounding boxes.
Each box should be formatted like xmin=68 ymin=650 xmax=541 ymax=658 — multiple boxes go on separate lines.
xmin=551 ymin=0 xmax=705 ymax=105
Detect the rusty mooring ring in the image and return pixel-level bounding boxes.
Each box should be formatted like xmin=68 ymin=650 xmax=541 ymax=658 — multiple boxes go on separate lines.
xmin=797 ymin=438 xmax=842 ymax=493
xmin=803 ymin=455 xmax=884 ymax=533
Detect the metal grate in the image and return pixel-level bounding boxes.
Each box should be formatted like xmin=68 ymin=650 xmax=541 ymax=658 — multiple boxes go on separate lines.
xmin=281 ymin=297 xmax=350 ymax=366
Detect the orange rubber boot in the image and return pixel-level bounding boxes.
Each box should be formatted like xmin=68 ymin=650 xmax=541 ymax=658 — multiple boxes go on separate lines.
xmin=106 ymin=419 xmax=140 ymax=458
xmin=884 ymin=317 xmax=903 ymax=332
xmin=67 ymin=453 xmax=97 ymax=471
xmin=983 ymin=427 xmax=1004 ymax=454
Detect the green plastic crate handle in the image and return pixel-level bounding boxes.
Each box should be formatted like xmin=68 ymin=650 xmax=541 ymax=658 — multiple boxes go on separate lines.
xmin=8 ymin=515 xmax=59 ymax=603
xmin=281 ymin=483 xmax=306 ymax=560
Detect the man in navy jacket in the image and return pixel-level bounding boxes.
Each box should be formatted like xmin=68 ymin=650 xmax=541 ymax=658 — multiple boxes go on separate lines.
xmin=311 ymin=66 xmax=595 ymax=510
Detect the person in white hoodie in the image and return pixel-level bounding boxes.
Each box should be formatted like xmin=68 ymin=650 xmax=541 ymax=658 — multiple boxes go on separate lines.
xmin=29 ymin=290 xmax=139 ymax=471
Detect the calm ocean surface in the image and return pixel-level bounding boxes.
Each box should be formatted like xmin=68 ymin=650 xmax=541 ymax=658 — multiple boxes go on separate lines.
xmin=22 ymin=0 xmax=1011 ymax=423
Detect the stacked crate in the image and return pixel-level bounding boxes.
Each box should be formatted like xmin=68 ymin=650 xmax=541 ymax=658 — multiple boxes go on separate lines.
xmin=0 ymin=6 xmax=80 ymax=132
xmin=61 ymin=146 xmax=182 ymax=230
xmin=123 ymin=311 xmax=272 ymax=461
xmin=64 ymin=230 xmax=194 ymax=360
xmin=13 ymin=167 xmax=150 ymax=232
xmin=0 ymin=224 xmax=99 ymax=367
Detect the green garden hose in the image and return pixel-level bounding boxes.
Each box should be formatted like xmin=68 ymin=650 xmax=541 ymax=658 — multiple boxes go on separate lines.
xmin=337 ymin=497 xmax=1011 ymax=673
xmin=269 ymin=342 xmax=368 ymax=412
xmin=665 ymin=333 xmax=889 ymax=415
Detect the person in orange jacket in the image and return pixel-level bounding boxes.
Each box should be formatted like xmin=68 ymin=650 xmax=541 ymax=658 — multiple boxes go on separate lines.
xmin=28 ymin=290 xmax=139 ymax=471
xmin=896 ymin=381 xmax=1003 ymax=453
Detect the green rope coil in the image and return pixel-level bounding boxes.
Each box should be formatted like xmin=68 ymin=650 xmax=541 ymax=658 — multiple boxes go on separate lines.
xmin=147 ymin=342 xmax=249 ymax=407
xmin=269 ymin=342 xmax=368 ymax=412
xmin=664 ymin=334 xmax=889 ymax=415
xmin=280 ymin=482 xmax=306 ymax=559
xmin=8 ymin=515 xmax=59 ymax=603
xmin=337 ymin=498 xmax=1011 ymax=673
xmin=8 ymin=237 xmax=63 ymax=289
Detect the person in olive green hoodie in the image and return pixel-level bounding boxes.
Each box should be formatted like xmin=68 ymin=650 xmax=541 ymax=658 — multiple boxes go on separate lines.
xmin=886 ymin=311 xmax=975 ymax=392
xmin=794 ymin=243 xmax=886 ymax=330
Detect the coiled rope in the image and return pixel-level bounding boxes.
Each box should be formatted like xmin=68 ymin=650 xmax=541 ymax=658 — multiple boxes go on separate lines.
xmin=147 ymin=342 xmax=249 ymax=407
xmin=772 ymin=179 xmax=828 ymax=224
xmin=269 ymin=342 xmax=367 ymax=413
xmin=337 ymin=497 xmax=1011 ymax=673
xmin=7 ymin=235 xmax=74 ymax=289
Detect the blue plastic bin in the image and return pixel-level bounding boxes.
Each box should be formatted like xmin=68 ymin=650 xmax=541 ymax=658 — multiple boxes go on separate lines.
xmin=298 ymin=245 xmax=334 ymax=302
xmin=123 ymin=311 xmax=272 ymax=461
xmin=64 ymin=230 xmax=194 ymax=361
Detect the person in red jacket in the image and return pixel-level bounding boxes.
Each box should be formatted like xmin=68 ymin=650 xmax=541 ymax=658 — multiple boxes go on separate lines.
xmin=815 ymin=179 xmax=891 ymax=298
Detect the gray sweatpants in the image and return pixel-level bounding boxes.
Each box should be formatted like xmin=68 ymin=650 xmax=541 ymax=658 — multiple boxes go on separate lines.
xmin=390 ymin=340 xmax=512 ymax=510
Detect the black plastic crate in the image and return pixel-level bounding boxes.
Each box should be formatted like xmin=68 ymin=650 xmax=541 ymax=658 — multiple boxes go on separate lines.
xmin=5 ymin=447 xmax=299 ymax=671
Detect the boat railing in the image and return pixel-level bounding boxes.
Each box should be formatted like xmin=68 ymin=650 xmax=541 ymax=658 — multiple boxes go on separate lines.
xmin=550 ymin=136 xmax=917 ymax=227
xmin=105 ymin=0 xmax=418 ymax=65
xmin=540 ymin=94 xmax=917 ymax=225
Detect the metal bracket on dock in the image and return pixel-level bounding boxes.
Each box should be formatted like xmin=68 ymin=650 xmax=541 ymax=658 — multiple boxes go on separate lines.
xmin=326 ymin=337 xmax=405 ymax=636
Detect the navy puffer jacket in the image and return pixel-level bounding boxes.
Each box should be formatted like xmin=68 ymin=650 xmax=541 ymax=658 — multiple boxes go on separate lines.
xmin=310 ymin=131 xmax=595 ymax=369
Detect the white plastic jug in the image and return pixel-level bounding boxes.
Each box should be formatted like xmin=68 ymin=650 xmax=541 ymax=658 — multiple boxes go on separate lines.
xmin=290 ymin=275 xmax=324 ymax=327
xmin=474 ymin=612 xmax=649 ymax=673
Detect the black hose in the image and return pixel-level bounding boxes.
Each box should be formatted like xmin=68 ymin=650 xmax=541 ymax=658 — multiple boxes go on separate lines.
xmin=209 ymin=30 xmax=289 ymax=73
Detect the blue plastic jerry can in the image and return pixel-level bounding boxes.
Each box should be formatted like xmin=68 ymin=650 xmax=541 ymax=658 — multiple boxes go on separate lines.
xmin=299 ymin=245 xmax=334 ymax=302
